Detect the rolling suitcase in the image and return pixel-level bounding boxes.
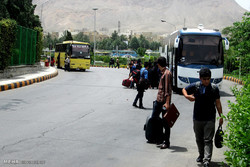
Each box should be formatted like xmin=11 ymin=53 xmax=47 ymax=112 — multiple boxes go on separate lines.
xmin=122 ymin=78 xmax=131 ymax=87
xmin=144 ymin=116 xmax=164 ymax=143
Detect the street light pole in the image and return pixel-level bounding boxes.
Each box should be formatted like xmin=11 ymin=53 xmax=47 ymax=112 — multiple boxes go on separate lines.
xmin=161 ymin=19 xmax=177 ymax=51
xmin=160 ymin=19 xmax=176 ymax=31
xmin=93 ymin=8 xmax=98 ymax=65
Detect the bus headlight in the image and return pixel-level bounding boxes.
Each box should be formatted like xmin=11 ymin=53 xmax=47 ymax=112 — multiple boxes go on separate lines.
xmin=178 ymin=76 xmax=189 ymax=83
xmin=213 ymin=78 xmax=223 ymax=84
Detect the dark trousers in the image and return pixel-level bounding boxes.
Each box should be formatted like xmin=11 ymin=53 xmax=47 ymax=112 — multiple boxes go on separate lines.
xmin=133 ymin=88 xmax=144 ymax=107
xmin=151 ymin=101 xmax=171 ymax=144
xmin=193 ymin=120 xmax=215 ymax=162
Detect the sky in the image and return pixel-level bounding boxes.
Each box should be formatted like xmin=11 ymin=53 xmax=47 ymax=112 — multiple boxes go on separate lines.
xmin=235 ymin=0 xmax=250 ymax=11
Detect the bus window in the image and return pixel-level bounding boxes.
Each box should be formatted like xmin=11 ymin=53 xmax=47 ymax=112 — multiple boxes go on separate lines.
xmin=179 ymin=36 xmax=222 ymax=65
xmin=71 ymin=44 xmax=90 ymax=59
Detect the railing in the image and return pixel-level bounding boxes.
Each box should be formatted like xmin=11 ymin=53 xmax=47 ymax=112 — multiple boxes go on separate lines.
xmin=10 ymin=25 xmax=37 ymax=66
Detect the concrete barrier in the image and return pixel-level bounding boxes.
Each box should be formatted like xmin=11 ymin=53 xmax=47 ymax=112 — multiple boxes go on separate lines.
xmin=223 ymin=76 xmax=244 ymax=85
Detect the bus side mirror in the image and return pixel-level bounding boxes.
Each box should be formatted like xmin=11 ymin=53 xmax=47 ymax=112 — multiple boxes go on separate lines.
xmin=223 ymin=37 xmax=229 ymax=50
xmin=174 ymin=37 xmax=179 ymax=48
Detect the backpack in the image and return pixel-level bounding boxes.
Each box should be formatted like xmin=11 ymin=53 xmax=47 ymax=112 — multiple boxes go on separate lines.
xmin=132 ymin=69 xmax=140 ymax=83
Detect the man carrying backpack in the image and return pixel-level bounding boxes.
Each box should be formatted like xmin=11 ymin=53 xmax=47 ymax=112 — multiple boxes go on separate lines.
xmin=182 ymin=68 xmax=223 ymax=167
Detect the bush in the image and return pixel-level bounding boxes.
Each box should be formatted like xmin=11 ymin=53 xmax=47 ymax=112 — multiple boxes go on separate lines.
xmin=224 ymin=78 xmax=250 ymax=166
xmin=34 ymin=27 xmax=43 ymax=62
xmin=0 ymin=19 xmax=17 ymax=70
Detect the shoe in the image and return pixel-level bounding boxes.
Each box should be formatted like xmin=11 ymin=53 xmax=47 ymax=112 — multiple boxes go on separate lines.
xmin=196 ymin=155 xmax=204 ymax=162
xmin=160 ymin=142 xmax=170 ymax=149
xmin=203 ymin=161 xmax=209 ymax=167
xmin=139 ymin=106 xmax=146 ymax=109
xmin=133 ymin=104 xmax=138 ymax=108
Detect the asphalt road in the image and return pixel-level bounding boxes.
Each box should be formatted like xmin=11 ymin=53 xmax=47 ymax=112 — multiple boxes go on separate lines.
xmin=0 ymin=67 xmax=240 ymax=167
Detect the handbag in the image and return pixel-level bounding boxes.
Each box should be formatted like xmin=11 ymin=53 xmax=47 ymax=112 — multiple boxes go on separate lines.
xmin=214 ymin=125 xmax=224 ymax=148
xmin=163 ymin=103 xmax=180 ymax=128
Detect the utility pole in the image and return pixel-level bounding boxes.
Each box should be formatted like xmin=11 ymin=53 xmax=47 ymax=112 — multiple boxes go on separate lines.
xmin=93 ymin=8 xmax=98 ymax=65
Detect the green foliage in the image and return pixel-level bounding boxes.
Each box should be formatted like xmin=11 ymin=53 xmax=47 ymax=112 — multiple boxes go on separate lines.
xmin=97 ymin=31 xmax=128 ymax=50
xmin=223 ymin=12 xmax=250 ymax=75
xmin=65 ymin=30 xmax=73 ymax=41
xmin=139 ymin=34 xmax=150 ymax=48
xmin=144 ymin=55 xmax=160 ymax=63
xmin=0 ymin=0 xmax=41 ymax=29
xmin=224 ymin=79 xmax=250 ymax=167
xmin=95 ymin=55 xmax=127 ymax=65
xmin=34 ymin=27 xmax=43 ymax=62
xmin=73 ymin=32 xmax=90 ymax=43
xmin=129 ymin=36 xmax=140 ymax=50
xmin=0 ymin=19 xmax=17 ymax=70
xmin=137 ymin=47 xmax=146 ymax=57
xmin=149 ymin=41 xmax=161 ymax=51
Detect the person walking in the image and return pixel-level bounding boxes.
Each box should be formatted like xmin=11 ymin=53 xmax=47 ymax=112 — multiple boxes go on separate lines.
xmin=151 ymin=57 xmax=172 ymax=149
xmin=129 ymin=65 xmax=140 ymax=89
xmin=64 ymin=56 xmax=70 ymax=71
xmin=116 ymin=58 xmax=120 ymax=69
xmin=182 ymin=68 xmax=223 ymax=167
xmin=132 ymin=62 xmax=149 ymax=109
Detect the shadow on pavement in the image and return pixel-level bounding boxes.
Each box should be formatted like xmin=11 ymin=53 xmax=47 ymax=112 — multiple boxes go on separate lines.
xmin=196 ymin=161 xmax=229 ymax=167
xmin=169 ymin=145 xmax=188 ymax=152
xmin=220 ymin=91 xmax=234 ymax=97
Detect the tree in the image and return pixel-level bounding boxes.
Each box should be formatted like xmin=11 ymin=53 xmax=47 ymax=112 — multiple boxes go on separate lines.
xmin=139 ymin=34 xmax=149 ymax=49
xmin=0 ymin=19 xmax=17 ymax=70
xmin=111 ymin=31 xmax=119 ymax=41
xmin=222 ymin=12 xmax=250 ymax=75
xmin=129 ymin=37 xmax=140 ymax=50
xmin=137 ymin=47 xmax=146 ymax=57
xmin=0 ymin=0 xmax=41 ymax=29
xmin=74 ymin=32 xmax=90 ymax=43
xmin=43 ymin=33 xmax=53 ymax=48
xmin=149 ymin=41 xmax=161 ymax=51
xmin=64 ymin=31 xmax=73 ymax=41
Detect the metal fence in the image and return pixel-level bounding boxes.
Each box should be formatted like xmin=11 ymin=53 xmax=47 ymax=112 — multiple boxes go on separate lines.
xmin=10 ymin=25 xmax=37 ymax=66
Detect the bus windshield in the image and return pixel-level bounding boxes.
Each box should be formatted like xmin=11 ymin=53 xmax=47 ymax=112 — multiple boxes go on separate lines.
xmin=179 ymin=35 xmax=223 ymax=65
xmin=71 ymin=44 xmax=90 ymax=59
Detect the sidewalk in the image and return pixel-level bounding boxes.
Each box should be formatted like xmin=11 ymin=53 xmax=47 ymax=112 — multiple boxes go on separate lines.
xmin=0 ymin=65 xmax=58 ymax=92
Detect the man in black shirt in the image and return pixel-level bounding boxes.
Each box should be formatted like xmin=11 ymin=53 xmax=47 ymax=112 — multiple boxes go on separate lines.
xmin=182 ymin=68 xmax=223 ymax=167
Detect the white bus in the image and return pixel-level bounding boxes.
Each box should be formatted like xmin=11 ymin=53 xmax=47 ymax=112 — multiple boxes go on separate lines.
xmin=168 ymin=25 xmax=229 ymax=91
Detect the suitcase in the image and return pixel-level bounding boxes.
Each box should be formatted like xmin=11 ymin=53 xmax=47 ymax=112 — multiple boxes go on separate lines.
xmin=122 ymin=78 xmax=131 ymax=87
xmin=144 ymin=116 xmax=164 ymax=143
xmin=163 ymin=103 xmax=180 ymax=128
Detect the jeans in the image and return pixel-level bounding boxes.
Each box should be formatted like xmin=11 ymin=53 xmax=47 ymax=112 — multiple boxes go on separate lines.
xmin=133 ymin=89 xmax=144 ymax=107
xmin=151 ymin=100 xmax=170 ymax=144
xmin=193 ymin=120 xmax=215 ymax=162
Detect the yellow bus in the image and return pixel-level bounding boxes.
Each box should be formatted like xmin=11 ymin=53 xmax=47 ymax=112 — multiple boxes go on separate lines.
xmin=55 ymin=41 xmax=91 ymax=71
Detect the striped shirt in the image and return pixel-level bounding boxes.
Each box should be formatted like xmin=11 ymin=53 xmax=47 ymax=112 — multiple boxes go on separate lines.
xmin=157 ymin=68 xmax=172 ymax=103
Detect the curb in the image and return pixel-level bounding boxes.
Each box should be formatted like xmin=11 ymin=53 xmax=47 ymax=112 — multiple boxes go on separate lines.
xmin=0 ymin=70 xmax=58 ymax=92
xmin=91 ymin=65 xmax=128 ymax=69
xmin=223 ymin=76 xmax=244 ymax=85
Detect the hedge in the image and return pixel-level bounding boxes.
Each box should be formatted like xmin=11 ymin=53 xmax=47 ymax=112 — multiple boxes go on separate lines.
xmin=224 ymin=78 xmax=250 ymax=166
xmin=0 ymin=19 xmax=17 ymax=70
